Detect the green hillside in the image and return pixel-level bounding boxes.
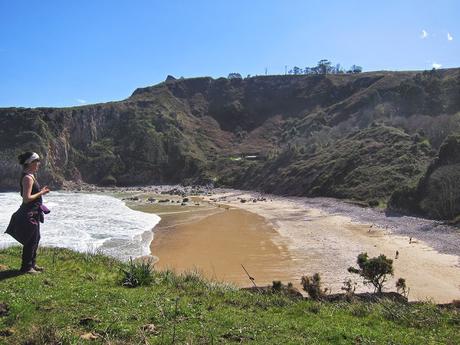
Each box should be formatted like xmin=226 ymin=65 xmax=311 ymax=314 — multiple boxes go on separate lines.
xmin=1 ymin=68 xmax=460 ymax=220
xmin=0 ymin=247 xmax=458 ymax=344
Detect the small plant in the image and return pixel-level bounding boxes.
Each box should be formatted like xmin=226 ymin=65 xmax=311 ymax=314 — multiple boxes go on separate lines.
xmin=396 ymin=278 xmax=408 ymax=297
xmin=121 ymin=257 xmax=155 ymax=288
xmin=83 ymin=246 xmax=104 ymax=263
xmin=348 ymin=253 xmax=394 ymax=293
xmin=272 ymin=280 xmax=283 ymax=292
xmin=182 ymin=270 xmax=203 ymax=284
xmin=301 ymin=273 xmax=327 ymax=300
xmin=341 ymin=278 xmax=357 ymax=295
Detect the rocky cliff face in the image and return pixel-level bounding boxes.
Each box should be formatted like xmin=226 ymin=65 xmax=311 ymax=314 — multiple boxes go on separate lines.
xmin=1 ymin=69 xmax=460 ymax=220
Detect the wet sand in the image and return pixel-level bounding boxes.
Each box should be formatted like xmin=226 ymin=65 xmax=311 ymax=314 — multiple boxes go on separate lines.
xmin=151 ymin=208 xmax=297 ymax=286
xmin=129 ymin=190 xmax=460 ymax=303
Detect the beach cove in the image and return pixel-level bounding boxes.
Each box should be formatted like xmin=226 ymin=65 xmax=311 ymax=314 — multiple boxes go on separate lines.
xmin=122 ymin=187 xmax=460 ymax=304
xmin=1 ymin=187 xmax=457 ymax=303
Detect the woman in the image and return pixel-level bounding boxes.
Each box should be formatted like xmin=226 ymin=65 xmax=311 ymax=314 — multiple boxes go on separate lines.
xmin=5 ymin=152 xmax=50 ymax=274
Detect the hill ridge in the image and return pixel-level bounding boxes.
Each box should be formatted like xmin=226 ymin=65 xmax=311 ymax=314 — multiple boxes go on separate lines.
xmin=1 ymin=68 xmax=459 ymax=220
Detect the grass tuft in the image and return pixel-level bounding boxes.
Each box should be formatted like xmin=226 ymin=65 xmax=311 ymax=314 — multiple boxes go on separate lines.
xmin=121 ymin=258 xmax=155 ymax=288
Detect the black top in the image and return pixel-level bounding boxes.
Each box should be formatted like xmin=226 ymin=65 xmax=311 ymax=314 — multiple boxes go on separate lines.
xmin=5 ymin=172 xmax=43 ymax=245
xmin=20 ymin=172 xmax=42 ymax=208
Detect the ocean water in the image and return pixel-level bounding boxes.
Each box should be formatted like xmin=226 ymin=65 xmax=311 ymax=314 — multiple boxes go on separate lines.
xmin=0 ymin=192 xmax=161 ymax=261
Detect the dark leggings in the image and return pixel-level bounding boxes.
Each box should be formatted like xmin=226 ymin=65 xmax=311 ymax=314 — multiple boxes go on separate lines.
xmin=21 ymin=224 xmax=40 ymax=271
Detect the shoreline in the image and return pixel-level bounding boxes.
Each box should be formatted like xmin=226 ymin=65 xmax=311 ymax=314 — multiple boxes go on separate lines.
xmin=65 ymin=183 xmax=459 ymax=253
xmin=88 ymin=186 xmax=459 ymax=303
xmin=127 ymin=194 xmax=298 ymax=286
xmin=151 ymin=207 xmax=298 ymax=286
xmin=202 ymin=190 xmax=460 ymax=303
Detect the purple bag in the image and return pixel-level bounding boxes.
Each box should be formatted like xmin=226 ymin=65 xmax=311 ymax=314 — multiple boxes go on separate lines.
xmin=40 ymin=204 xmax=51 ymax=214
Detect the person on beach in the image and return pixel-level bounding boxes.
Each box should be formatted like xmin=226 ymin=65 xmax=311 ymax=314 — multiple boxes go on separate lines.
xmin=5 ymin=152 xmax=50 ymax=274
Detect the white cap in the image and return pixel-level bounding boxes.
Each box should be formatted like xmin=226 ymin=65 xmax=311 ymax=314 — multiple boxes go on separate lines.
xmin=24 ymin=152 xmax=40 ymax=165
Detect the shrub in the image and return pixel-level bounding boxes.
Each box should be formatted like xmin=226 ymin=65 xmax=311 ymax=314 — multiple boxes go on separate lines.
xmin=301 ymin=273 xmax=327 ymax=300
xmin=272 ymin=280 xmax=283 ymax=292
xmin=396 ymin=277 xmax=407 ymax=296
xmin=348 ymin=253 xmax=394 ymax=293
xmin=341 ymin=278 xmax=357 ymax=298
xmin=121 ymin=258 xmax=155 ymax=288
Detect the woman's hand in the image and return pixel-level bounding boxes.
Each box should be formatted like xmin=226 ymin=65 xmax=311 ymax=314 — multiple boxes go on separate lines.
xmin=40 ymin=186 xmax=50 ymax=195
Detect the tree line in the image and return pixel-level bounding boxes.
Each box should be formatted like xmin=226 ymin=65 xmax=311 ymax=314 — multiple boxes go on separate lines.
xmin=228 ymin=59 xmax=363 ymax=79
xmin=288 ymin=59 xmax=362 ymax=75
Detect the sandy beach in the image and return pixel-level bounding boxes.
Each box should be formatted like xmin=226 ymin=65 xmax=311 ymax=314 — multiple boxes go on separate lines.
xmin=130 ymin=199 xmax=296 ymax=285
xmin=207 ymin=191 xmax=460 ymax=303
xmin=128 ymin=188 xmax=460 ymax=303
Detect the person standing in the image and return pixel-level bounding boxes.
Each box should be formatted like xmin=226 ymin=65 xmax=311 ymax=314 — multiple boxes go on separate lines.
xmin=5 ymin=152 xmax=50 ymax=274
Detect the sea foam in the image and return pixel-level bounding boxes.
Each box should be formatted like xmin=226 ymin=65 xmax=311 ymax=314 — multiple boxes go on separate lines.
xmin=0 ymin=192 xmax=160 ymax=261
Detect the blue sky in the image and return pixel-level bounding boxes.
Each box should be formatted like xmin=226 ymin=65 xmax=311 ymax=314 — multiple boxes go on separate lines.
xmin=0 ymin=0 xmax=458 ymax=107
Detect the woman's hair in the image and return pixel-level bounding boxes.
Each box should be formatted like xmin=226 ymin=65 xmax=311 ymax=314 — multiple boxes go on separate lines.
xmin=18 ymin=152 xmax=35 ymax=165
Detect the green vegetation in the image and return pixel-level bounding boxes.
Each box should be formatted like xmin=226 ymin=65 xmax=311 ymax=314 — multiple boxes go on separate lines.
xmin=389 ymin=134 xmax=460 ymax=221
xmin=1 ymin=69 xmax=460 ymax=221
xmin=121 ymin=258 xmax=156 ymax=288
xmin=396 ymin=278 xmax=408 ymax=297
xmin=226 ymin=126 xmax=433 ymax=204
xmin=300 ymin=273 xmax=328 ymax=300
xmin=287 ymin=59 xmax=362 ymax=75
xmin=348 ymin=253 xmax=394 ymax=294
xmin=0 ymin=247 xmax=459 ymax=344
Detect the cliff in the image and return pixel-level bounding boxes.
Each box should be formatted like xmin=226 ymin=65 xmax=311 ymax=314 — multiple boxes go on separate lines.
xmin=1 ymin=68 xmax=460 ymax=219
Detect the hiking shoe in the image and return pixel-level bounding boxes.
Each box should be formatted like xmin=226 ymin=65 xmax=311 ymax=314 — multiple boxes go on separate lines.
xmin=21 ymin=268 xmax=41 ymax=274
xmin=33 ymin=265 xmax=44 ymax=272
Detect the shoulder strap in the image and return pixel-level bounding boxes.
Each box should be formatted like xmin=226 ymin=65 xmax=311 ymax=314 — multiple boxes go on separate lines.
xmin=20 ymin=173 xmax=35 ymax=190
xmin=23 ymin=173 xmax=36 ymax=182
xmin=20 ymin=173 xmax=38 ymax=197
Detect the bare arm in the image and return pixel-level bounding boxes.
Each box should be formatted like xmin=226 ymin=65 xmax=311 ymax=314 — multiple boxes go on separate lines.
xmin=22 ymin=175 xmax=50 ymax=204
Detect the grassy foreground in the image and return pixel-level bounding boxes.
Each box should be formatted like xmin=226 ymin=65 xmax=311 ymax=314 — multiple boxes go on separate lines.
xmin=0 ymin=247 xmax=459 ymax=345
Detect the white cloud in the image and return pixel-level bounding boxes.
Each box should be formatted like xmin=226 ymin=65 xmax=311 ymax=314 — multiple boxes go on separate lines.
xmin=447 ymin=32 xmax=453 ymax=41
xmin=76 ymin=99 xmax=87 ymax=104
xmin=420 ymin=29 xmax=428 ymax=39
xmin=432 ymin=63 xmax=442 ymax=69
